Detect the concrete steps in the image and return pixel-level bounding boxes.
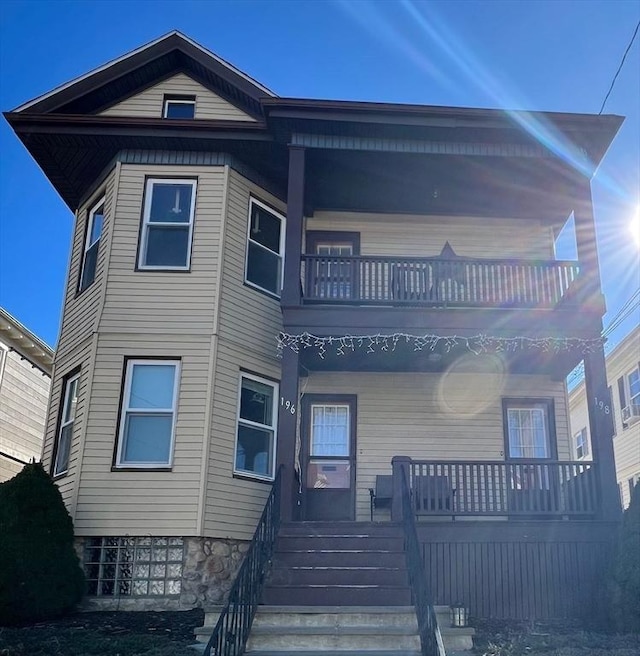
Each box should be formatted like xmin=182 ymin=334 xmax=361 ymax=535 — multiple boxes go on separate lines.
xmin=245 ymin=606 xmax=421 ymax=654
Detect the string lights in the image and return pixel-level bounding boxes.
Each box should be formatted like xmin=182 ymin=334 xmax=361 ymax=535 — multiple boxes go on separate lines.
xmin=277 ymin=331 xmax=604 ymax=360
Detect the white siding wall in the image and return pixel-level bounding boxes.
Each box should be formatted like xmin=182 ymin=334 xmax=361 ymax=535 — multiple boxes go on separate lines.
xmin=307 ymin=212 xmax=555 ymax=259
xmin=305 ymin=369 xmax=570 ymax=521
xmin=100 ymin=73 xmax=256 ymax=122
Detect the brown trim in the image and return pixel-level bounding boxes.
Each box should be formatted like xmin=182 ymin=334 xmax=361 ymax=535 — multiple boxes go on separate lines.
xmin=502 ymin=397 xmax=558 ymax=460
xmin=305 ymin=231 xmax=360 ymax=255
xmin=50 ymin=366 xmax=82 ymax=478
xmin=238 ymin=367 xmax=280 ymax=386
xmin=111 ymin=355 xmax=182 ymax=469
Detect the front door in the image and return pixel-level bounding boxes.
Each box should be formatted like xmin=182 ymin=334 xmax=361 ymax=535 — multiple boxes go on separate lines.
xmin=302 ymin=395 xmax=356 ymax=521
xmin=306 ymin=231 xmax=360 ymax=301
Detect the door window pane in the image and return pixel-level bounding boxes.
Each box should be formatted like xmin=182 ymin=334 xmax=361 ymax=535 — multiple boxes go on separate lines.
xmin=507 ymin=405 xmax=550 ymax=458
xmin=306 ymin=460 xmax=350 ymax=489
xmin=311 ymin=405 xmax=349 ymax=456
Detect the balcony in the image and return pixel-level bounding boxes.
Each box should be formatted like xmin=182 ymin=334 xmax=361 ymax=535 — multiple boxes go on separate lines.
xmin=301 ymin=255 xmax=581 ymax=308
xmin=389 ymin=458 xmax=598 ymax=519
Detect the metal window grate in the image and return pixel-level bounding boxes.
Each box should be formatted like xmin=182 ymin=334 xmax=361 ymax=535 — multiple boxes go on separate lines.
xmin=84 ymin=536 xmax=184 ymax=597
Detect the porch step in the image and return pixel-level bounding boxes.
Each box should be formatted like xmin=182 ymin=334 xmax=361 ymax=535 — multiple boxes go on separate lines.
xmin=277 ymin=536 xmax=405 ymax=551
xmin=279 ymin=522 xmax=403 ymax=537
xmin=245 ymin=606 xmax=420 ymax=654
xmin=269 ymin=566 xmax=408 ymax=586
xmin=262 ymin=585 xmax=413 ymax=606
xmin=275 ymin=550 xmax=405 ymax=568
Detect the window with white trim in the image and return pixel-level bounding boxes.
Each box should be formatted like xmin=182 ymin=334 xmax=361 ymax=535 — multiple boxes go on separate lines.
xmin=628 ymin=367 xmax=640 ymax=408
xmin=163 ymin=96 xmax=195 ymax=119
xmin=245 ymin=199 xmax=285 ymax=296
xmin=235 ymin=373 xmax=278 ymax=479
xmin=138 ymin=179 xmax=196 ymax=270
xmin=79 ymin=197 xmax=105 ymax=292
xmin=116 ymin=360 xmax=180 ymax=467
xmin=53 ymin=372 xmax=80 ymax=476
xmin=574 ymin=427 xmax=589 ymax=460
xmin=505 ymin=401 xmax=552 ymax=459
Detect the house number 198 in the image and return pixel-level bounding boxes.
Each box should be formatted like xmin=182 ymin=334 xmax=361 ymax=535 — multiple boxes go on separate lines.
xmin=594 ymin=396 xmax=610 ymax=414
xmin=281 ymin=398 xmax=296 ymax=414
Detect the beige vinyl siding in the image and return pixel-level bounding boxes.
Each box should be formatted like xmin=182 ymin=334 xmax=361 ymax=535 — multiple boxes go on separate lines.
xmin=307 ymin=212 xmax=555 ymax=259
xmin=0 ymin=455 xmax=22 ymax=482
xmin=305 ymin=369 xmax=570 ymax=521
xmin=57 ymin=171 xmax=116 ymax=360
xmin=100 ymin=73 xmax=257 ymax=122
xmin=42 ymin=338 xmax=93 ymax=508
xmin=100 ymin=164 xmax=225 ymax=335
xmin=204 ymin=339 xmax=279 ymax=539
xmin=0 ymin=349 xmax=50 ymax=471
xmin=216 ymin=169 xmax=284 ymax=357
xmin=74 ymin=332 xmax=211 ymax=535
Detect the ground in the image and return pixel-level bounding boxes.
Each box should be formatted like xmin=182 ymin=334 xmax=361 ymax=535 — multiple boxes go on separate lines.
xmin=0 ymin=609 xmax=204 ymax=656
xmin=1 ymin=612 xmax=639 ymax=655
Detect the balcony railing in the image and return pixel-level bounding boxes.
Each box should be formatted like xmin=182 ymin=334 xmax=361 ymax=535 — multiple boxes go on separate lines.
xmin=301 ymin=255 xmax=581 ymax=308
xmin=393 ymin=459 xmax=598 ymax=517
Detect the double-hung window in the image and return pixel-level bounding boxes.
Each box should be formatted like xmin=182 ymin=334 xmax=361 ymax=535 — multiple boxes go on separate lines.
xmin=53 ymin=372 xmax=80 ymax=476
xmin=138 ymin=179 xmax=197 ymax=270
xmin=574 ymin=427 xmax=589 ymax=460
xmin=628 ymin=367 xmax=640 ymax=408
xmin=79 ymin=197 xmax=105 ymax=292
xmin=116 ymin=360 xmax=180 ymax=468
xmin=245 ymin=199 xmax=285 ymax=297
xmin=235 ymin=373 xmax=278 ymax=480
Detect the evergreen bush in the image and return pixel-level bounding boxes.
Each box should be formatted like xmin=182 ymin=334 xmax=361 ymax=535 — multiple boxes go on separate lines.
xmin=609 ymin=481 xmax=640 ymax=633
xmin=0 ymin=462 xmax=85 ymax=625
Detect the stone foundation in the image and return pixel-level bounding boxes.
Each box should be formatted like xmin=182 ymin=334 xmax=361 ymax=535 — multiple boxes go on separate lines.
xmin=76 ymin=536 xmax=249 ymax=611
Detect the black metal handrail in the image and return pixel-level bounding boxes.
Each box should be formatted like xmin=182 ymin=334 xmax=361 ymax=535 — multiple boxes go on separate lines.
xmin=400 ymin=467 xmax=443 ymax=656
xmin=204 ymin=466 xmax=282 ymax=656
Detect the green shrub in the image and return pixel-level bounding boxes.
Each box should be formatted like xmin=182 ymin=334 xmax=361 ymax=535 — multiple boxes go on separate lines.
xmin=0 ymin=462 xmax=85 ymax=625
xmin=609 ymin=481 xmax=640 ymax=633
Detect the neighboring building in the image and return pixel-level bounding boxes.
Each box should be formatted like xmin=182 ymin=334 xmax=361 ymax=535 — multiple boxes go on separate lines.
xmin=4 ymin=32 xmax=623 ymax=620
xmin=0 ymin=308 xmax=54 ymax=481
xmin=569 ymin=325 xmax=640 ymax=508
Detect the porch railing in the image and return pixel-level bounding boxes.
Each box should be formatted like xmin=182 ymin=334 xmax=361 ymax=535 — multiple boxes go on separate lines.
xmin=301 ymin=255 xmax=581 ymax=307
xmin=400 ymin=467 xmax=445 ymax=656
xmin=402 ymin=459 xmax=597 ymax=517
xmin=204 ymin=466 xmax=282 ymax=656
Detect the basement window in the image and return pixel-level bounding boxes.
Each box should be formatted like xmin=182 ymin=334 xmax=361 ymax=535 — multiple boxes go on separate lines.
xmin=84 ymin=537 xmax=184 ymax=596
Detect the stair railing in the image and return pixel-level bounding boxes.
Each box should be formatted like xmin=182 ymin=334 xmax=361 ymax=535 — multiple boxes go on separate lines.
xmin=204 ymin=465 xmax=283 ymax=656
xmin=400 ymin=467 xmax=446 ymax=656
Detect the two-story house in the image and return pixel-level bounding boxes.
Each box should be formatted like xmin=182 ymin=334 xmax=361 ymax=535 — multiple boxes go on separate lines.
xmin=5 ymin=32 xmax=622 ymax=626
xmin=0 ymin=307 xmax=53 ymax=481
xmin=569 ymin=325 xmax=640 ymax=509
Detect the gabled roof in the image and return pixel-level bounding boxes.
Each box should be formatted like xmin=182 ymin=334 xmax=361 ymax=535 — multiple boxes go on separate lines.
xmin=12 ymin=31 xmax=276 ymax=119
xmin=0 ymin=308 xmax=54 ymax=375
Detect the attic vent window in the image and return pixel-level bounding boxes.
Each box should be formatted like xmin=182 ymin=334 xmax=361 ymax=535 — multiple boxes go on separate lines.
xmin=163 ymin=96 xmax=196 ymax=119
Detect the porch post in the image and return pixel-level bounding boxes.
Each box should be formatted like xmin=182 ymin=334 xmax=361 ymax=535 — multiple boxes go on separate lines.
xmin=391 ymin=456 xmax=411 ymax=522
xmin=574 ymin=179 xmax=620 ymax=519
xmin=281 ymin=145 xmax=305 ymax=307
xmin=277 ymin=346 xmax=300 ymax=522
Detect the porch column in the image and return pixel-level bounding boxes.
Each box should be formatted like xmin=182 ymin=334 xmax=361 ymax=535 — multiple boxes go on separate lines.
xmin=277 ymin=347 xmax=300 ymax=522
xmin=574 ymin=179 xmax=620 ymax=519
xmin=281 ymin=145 xmax=305 ymax=307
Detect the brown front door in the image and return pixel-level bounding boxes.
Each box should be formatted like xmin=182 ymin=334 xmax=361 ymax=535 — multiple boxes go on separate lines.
xmin=302 ymin=395 xmax=356 ymax=521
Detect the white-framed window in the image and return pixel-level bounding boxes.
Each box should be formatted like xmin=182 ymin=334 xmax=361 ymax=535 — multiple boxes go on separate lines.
xmin=115 ymin=360 xmax=180 ymax=468
xmin=628 ymin=367 xmax=640 ymax=408
xmin=53 ymin=372 xmax=80 ymax=476
xmin=163 ymin=96 xmax=196 ymax=119
xmin=574 ymin=427 xmax=589 ymax=460
xmin=79 ymin=196 xmax=105 ymax=292
xmin=138 ymin=179 xmax=197 ymax=270
xmin=234 ymin=373 xmax=278 ymax=480
xmin=505 ymin=401 xmax=552 ymax=459
xmin=245 ymin=198 xmax=285 ymax=297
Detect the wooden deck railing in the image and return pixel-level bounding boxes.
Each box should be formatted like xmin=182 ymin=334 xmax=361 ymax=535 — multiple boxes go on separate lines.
xmin=301 ymin=255 xmax=581 ymax=308
xmin=392 ymin=458 xmax=598 ymax=518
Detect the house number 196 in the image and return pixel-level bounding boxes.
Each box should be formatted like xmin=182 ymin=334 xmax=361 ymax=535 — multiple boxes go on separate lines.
xmin=281 ymin=398 xmax=296 ymax=414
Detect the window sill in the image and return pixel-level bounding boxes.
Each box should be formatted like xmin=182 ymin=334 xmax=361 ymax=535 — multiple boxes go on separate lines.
xmin=52 ymin=470 xmax=69 ymax=480
xmin=233 ymin=471 xmax=274 ymax=485
xmin=111 ymin=466 xmax=173 ymax=472
xmin=243 ymin=281 xmax=281 ymax=301
xmin=135 ymin=266 xmax=192 ymax=273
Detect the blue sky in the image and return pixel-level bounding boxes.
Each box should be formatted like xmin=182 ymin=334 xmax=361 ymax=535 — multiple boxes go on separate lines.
xmin=1 ymin=0 xmax=638 ymax=349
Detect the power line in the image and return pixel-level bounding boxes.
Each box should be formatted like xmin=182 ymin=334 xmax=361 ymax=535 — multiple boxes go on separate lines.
xmin=599 ymin=19 xmax=640 ymax=114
